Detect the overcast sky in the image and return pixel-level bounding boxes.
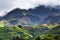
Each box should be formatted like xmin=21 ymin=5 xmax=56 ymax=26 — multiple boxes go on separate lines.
xmin=0 ymin=0 xmax=60 ymax=17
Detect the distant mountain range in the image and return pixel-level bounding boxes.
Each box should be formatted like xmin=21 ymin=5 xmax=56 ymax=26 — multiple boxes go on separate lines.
xmin=0 ymin=5 xmax=60 ymax=26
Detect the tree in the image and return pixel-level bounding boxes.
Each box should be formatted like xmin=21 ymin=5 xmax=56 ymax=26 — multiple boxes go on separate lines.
xmin=16 ymin=36 xmax=20 ymax=40
xmin=35 ymin=36 xmax=41 ymax=40
xmin=12 ymin=37 xmax=16 ymax=40
xmin=18 ymin=25 xmax=22 ymax=28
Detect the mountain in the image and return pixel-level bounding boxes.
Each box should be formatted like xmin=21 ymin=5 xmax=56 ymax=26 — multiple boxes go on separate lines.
xmin=2 ymin=8 xmax=25 ymax=20
xmin=54 ymin=16 xmax=60 ymax=23
xmin=1 ymin=8 xmax=41 ymax=25
xmin=0 ymin=17 xmax=2 ymax=20
xmin=9 ymin=20 xmax=19 ymax=25
xmin=1 ymin=7 xmax=44 ymax=25
xmin=19 ymin=16 xmax=33 ymax=26
xmin=39 ymin=16 xmax=57 ymax=24
xmin=0 ymin=5 xmax=60 ymax=26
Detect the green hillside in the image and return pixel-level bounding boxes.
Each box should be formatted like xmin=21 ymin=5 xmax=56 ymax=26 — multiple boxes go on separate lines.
xmin=39 ymin=25 xmax=60 ymax=40
xmin=0 ymin=22 xmax=60 ymax=40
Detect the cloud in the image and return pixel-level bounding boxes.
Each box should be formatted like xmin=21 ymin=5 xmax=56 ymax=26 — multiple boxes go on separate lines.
xmin=14 ymin=0 xmax=60 ymax=9
xmin=0 ymin=0 xmax=60 ymax=16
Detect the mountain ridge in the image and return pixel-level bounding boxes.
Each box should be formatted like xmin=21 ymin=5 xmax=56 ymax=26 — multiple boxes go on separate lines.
xmin=0 ymin=6 xmax=60 ymax=26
